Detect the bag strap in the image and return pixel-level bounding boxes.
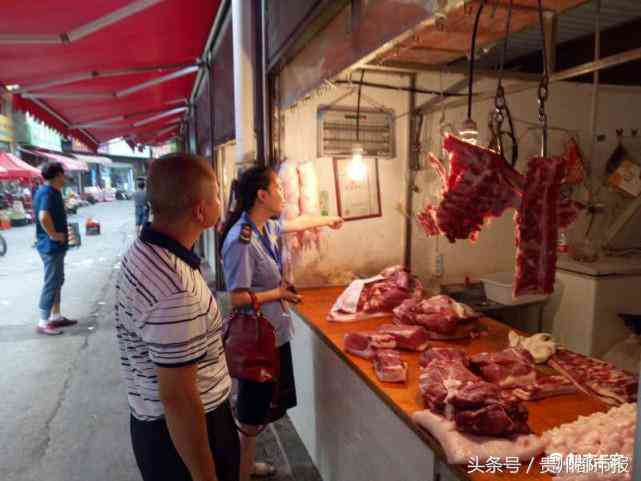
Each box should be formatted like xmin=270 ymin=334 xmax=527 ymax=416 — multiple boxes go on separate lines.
xmin=248 ymin=291 xmax=262 ymax=315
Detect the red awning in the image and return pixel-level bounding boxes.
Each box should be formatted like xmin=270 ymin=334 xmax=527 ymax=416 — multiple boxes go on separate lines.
xmin=0 ymin=0 xmax=222 ymax=150
xmin=22 ymin=148 xmax=89 ymax=172
xmin=0 ymin=152 xmax=43 ymax=180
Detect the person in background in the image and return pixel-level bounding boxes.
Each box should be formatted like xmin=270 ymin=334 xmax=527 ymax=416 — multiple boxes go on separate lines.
xmin=115 ymin=154 xmax=239 ymax=481
xmin=220 ymin=166 xmax=343 ymax=481
xmin=33 ymin=162 xmax=77 ymax=335
xmin=133 ymin=180 xmax=149 ymax=235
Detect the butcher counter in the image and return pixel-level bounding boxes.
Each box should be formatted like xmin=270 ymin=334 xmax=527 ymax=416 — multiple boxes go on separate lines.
xmin=287 ymin=287 xmax=609 ymax=481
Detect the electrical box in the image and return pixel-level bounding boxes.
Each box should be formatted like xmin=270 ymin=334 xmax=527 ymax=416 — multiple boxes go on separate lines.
xmin=317 ymin=106 xmax=395 ymax=158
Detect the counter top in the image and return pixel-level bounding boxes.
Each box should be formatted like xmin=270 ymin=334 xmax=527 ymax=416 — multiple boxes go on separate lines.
xmin=293 ymin=287 xmax=609 ymax=481
xmin=557 ymin=253 xmax=641 ymax=276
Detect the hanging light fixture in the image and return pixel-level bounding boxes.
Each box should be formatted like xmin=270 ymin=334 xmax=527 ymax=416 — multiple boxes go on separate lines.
xmin=459 ymin=118 xmax=479 ymax=145
xmin=347 ymin=144 xmax=367 ymax=181
xmin=460 ymin=0 xmax=485 ymax=145
xmin=348 ymin=70 xmax=369 ymax=181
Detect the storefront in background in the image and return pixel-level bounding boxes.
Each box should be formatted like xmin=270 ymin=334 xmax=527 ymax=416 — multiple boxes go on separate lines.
xmin=0 ymin=114 xmax=14 ymax=152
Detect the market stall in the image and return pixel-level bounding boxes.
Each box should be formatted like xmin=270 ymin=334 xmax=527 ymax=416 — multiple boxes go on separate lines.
xmin=261 ymin=1 xmax=641 ymax=480
xmin=0 ymin=151 xmax=42 ymax=226
xmin=289 ymin=286 xmax=622 ymax=481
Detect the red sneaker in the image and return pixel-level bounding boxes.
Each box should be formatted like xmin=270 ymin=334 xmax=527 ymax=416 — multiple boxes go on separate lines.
xmin=49 ymin=317 xmax=78 ymax=328
xmin=36 ymin=324 xmax=63 ymax=336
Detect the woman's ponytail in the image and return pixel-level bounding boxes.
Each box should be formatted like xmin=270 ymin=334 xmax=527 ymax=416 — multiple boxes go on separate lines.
xmin=218 ymin=167 xmax=273 ymax=253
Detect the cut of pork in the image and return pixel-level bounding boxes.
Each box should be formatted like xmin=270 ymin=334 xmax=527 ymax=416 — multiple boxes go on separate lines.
xmin=343 ymin=332 xmax=396 ymax=360
xmin=513 ymin=155 xmax=565 ymax=297
xmin=468 ymin=347 xmax=537 ymax=389
xmin=418 ymin=359 xmax=531 ymax=438
xmin=431 ymin=135 xmax=523 ymax=243
xmin=548 ymin=348 xmax=638 ymax=405
xmin=393 ymin=295 xmax=479 ymax=338
xmin=511 ymin=375 xmax=577 ymax=401
xmin=377 ymin=324 xmax=430 ymax=351
xmin=373 ymin=349 xmax=407 ymax=383
xmin=419 ymin=347 xmax=468 ymax=368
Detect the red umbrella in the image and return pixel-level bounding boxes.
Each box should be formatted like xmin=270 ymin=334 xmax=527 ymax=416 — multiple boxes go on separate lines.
xmin=0 ymin=152 xmax=43 ymax=180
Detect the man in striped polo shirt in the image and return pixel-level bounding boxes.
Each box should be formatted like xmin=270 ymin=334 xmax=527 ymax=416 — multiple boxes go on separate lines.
xmin=115 ymin=153 xmax=239 ymax=481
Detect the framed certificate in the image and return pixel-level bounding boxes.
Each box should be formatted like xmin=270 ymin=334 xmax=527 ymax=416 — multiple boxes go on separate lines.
xmin=333 ymin=156 xmax=382 ymax=221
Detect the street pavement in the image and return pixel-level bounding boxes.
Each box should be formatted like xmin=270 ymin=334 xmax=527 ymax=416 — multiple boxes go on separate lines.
xmin=0 ymin=200 xmax=320 ymax=481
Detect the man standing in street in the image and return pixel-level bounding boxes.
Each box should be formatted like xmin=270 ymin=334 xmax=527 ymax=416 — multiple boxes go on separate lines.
xmin=115 ymin=153 xmax=239 ymax=481
xmin=34 ymin=162 xmax=77 ymax=335
xmin=133 ymin=179 xmax=149 ymax=235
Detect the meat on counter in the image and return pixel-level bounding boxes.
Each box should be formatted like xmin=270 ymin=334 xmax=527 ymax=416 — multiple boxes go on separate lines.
xmin=373 ymin=349 xmax=408 ymax=383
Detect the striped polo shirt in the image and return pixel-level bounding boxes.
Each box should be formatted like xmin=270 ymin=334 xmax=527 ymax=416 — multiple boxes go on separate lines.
xmin=115 ymin=226 xmax=231 ymax=421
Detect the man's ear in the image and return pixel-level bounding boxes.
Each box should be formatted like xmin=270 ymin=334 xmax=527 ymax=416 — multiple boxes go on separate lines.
xmin=193 ymin=200 xmax=206 ymax=224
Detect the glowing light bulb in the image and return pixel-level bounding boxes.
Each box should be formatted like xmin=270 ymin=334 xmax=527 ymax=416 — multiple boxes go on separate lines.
xmin=348 ymin=145 xmax=367 ymax=181
xmin=459 ymin=118 xmax=479 ymax=145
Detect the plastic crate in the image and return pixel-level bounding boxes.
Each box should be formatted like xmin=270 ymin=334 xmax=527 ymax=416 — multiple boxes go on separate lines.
xmin=479 ymin=271 xmax=549 ymax=306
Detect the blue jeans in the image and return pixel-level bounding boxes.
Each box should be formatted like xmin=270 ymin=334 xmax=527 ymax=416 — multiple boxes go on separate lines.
xmin=38 ymin=251 xmax=66 ymax=320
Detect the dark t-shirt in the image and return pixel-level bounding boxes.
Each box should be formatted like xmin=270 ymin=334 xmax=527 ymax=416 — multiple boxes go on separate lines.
xmin=34 ymin=185 xmax=68 ymax=254
xmin=133 ymin=190 xmax=147 ymax=214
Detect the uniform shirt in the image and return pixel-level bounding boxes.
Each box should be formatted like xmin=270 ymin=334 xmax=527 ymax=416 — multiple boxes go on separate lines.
xmin=34 ymin=184 xmax=68 ymax=254
xmin=222 ymin=211 xmax=292 ymax=347
xmin=115 ymin=226 xmax=231 ymax=421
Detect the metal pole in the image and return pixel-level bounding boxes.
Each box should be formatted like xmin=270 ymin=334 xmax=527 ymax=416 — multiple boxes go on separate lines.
xmin=588 ymin=0 xmax=601 ymax=184
xmin=404 ymin=74 xmax=417 ymax=269
xmin=632 ymin=373 xmax=641 ymax=479
xmin=253 ymin=0 xmax=265 ymax=166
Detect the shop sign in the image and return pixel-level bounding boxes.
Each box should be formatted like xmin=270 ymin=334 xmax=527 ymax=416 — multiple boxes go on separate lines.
xmin=0 ymin=114 xmax=14 ymax=142
xmin=26 ymin=115 xmax=62 ymax=151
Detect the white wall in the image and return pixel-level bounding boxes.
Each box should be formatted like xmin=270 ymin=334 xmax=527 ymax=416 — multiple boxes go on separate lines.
xmin=281 ymin=72 xmax=411 ymax=287
xmin=411 ymin=72 xmax=641 ymax=285
xmin=280 ymin=69 xmax=641 ymax=288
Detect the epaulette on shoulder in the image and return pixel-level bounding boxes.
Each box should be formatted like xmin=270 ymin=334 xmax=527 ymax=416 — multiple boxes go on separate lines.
xmin=239 ymin=223 xmax=252 ymax=244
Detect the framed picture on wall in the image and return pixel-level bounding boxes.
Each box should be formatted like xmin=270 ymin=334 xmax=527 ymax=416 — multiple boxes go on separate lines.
xmin=333 ymin=156 xmax=382 ymax=221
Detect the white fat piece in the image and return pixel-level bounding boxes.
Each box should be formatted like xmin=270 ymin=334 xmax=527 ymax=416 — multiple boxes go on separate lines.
xmin=509 ymin=330 xmax=557 ymax=364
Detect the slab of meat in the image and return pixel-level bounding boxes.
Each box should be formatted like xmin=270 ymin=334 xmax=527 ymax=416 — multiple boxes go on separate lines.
xmin=514 ymin=155 xmax=565 ymax=297
xmin=418 ymin=360 xmax=482 ymax=414
xmin=358 ymin=266 xmax=423 ymax=313
xmin=297 ymin=161 xmax=322 ymax=251
xmin=412 ymin=409 xmax=544 ymax=465
xmin=373 ymin=349 xmax=408 ymax=383
xmin=561 ymin=136 xmax=586 ymax=186
xmin=393 ymin=295 xmax=479 ymax=338
xmin=548 ymin=349 xmax=638 ymax=406
xmin=343 ymin=331 xmax=396 ymax=360
xmin=419 ymin=347 xmax=468 ymax=368
xmin=511 ymin=375 xmax=578 ymax=401
xmin=431 ymin=135 xmax=523 ymax=243
xmin=278 ymin=160 xmax=302 ymax=283
xmin=418 ymin=359 xmax=530 ymax=437
xmin=468 ymin=347 xmax=537 ymax=389
xmin=416 ymin=203 xmax=441 ymax=237
xmin=377 ymin=324 xmax=430 ymax=351
xmin=543 ymin=403 xmax=636 ymax=481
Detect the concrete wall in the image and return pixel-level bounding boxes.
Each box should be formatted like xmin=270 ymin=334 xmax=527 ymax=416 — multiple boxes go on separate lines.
xmin=281 ymin=72 xmax=411 ymax=286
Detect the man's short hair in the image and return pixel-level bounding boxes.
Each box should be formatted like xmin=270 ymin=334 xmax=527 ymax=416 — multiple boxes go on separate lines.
xmin=41 ymin=162 xmax=65 ymax=180
xmin=137 ymin=181 xmax=145 ymax=189
xmin=147 ymin=153 xmax=215 ymax=221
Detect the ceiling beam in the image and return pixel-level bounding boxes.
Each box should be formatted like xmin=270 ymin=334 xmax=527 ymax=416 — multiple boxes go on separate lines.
xmin=15 ymin=61 xmax=198 ymax=94
xmin=67 ymin=0 xmax=167 ymax=43
xmin=115 ymin=65 xmax=200 ymax=98
xmin=0 ymin=0 xmax=167 ymax=45
xmin=23 ymin=92 xmax=114 ymax=100
xmin=366 ymin=60 xmax=540 ymax=81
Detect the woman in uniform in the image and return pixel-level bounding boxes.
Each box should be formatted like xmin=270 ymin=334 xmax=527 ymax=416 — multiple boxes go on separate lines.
xmin=220 ymin=166 xmax=343 ymax=480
